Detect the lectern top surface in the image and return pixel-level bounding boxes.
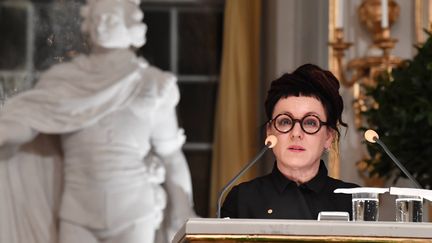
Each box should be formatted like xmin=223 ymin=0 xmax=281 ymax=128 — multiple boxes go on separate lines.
xmin=173 ymin=218 xmax=432 ymax=243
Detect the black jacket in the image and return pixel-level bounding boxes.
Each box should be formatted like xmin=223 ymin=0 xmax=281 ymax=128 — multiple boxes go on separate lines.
xmin=221 ymin=160 xmax=358 ymax=220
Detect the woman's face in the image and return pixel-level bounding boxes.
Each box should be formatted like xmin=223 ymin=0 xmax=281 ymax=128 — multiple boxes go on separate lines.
xmin=267 ymin=96 xmax=334 ymax=172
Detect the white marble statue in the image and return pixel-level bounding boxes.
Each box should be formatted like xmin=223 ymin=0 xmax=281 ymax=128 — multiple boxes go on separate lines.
xmin=0 ymin=0 xmax=196 ymax=242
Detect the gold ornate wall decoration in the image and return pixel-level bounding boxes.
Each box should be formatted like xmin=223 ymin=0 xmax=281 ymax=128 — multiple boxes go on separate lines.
xmin=328 ymin=0 xmax=404 ymax=180
xmin=329 ymin=0 xmax=403 ymax=128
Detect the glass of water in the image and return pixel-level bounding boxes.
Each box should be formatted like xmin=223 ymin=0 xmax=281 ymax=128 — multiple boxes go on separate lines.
xmin=395 ymin=195 xmax=423 ymax=222
xmin=352 ymin=192 xmax=379 ymax=221
xmin=334 ymin=187 xmax=388 ymax=221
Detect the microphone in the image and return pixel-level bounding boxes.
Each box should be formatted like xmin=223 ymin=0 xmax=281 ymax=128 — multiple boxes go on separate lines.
xmin=216 ymin=135 xmax=278 ymax=218
xmin=364 ymin=129 xmax=422 ymax=189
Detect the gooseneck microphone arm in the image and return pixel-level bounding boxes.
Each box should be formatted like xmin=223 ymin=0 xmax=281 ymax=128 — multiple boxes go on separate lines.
xmin=216 ymin=135 xmax=277 ymax=218
xmin=364 ymin=130 xmax=422 ymax=189
xmin=374 ymin=138 xmax=422 ymax=189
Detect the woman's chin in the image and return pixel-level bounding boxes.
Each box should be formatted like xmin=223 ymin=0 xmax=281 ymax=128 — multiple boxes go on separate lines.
xmin=281 ymin=156 xmax=321 ymax=169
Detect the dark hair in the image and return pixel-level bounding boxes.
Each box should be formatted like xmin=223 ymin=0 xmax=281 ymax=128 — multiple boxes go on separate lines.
xmin=264 ymin=63 xmax=347 ymax=137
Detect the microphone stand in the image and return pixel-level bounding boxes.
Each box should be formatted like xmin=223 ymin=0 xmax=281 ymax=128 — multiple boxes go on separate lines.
xmin=374 ymin=137 xmax=422 ymax=189
xmin=216 ymin=144 xmax=271 ymax=218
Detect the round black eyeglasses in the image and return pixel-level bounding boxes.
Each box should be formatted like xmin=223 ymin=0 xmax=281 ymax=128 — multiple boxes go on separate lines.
xmin=269 ymin=114 xmax=329 ymax=135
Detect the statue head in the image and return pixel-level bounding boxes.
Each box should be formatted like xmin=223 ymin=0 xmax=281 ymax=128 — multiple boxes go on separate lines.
xmin=80 ymin=0 xmax=147 ymax=49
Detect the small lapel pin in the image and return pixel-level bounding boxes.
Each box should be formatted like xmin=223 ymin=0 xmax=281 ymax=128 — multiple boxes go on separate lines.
xmin=267 ymin=209 xmax=273 ymax=214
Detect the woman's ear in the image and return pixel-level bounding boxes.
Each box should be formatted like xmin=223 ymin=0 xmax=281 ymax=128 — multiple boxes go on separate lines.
xmin=266 ymin=122 xmax=272 ymax=137
xmin=324 ymin=128 xmax=335 ymax=149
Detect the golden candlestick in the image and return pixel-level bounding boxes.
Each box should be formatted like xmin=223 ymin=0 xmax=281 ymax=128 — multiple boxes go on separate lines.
xmin=328 ymin=28 xmax=353 ymax=86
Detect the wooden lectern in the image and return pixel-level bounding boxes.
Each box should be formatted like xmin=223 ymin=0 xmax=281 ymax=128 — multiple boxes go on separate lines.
xmin=173 ymin=218 xmax=432 ymax=243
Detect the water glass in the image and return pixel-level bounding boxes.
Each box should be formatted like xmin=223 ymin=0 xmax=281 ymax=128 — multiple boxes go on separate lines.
xmin=395 ymin=195 xmax=423 ymax=222
xmin=352 ymin=192 xmax=379 ymax=221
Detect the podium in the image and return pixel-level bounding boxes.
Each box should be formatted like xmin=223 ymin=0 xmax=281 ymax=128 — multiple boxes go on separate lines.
xmin=173 ymin=218 xmax=432 ymax=242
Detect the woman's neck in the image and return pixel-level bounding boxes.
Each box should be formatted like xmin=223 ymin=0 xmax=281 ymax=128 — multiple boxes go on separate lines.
xmin=277 ymin=161 xmax=320 ymax=185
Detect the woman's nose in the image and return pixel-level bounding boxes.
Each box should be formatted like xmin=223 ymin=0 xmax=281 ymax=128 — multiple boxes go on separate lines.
xmin=290 ymin=122 xmax=303 ymax=139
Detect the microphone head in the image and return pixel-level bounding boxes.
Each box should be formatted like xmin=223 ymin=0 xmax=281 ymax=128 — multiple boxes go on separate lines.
xmin=364 ymin=129 xmax=379 ymax=143
xmin=265 ymin=135 xmax=278 ymax=148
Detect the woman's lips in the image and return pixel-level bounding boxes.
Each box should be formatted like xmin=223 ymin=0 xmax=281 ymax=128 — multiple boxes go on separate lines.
xmin=288 ymin=145 xmax=305 ymax=152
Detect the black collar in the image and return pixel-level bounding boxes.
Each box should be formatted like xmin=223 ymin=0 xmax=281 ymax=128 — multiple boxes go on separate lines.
xmin=272 ymin=160 xmax=328 ymax=193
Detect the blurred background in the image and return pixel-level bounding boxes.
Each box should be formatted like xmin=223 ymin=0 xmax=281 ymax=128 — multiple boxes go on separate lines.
xmin=1 ymin=0 xmax=431 ymax=221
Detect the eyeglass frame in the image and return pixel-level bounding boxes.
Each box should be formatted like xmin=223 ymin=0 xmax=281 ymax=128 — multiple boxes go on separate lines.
xmin=268 ymin=113 xmax=329 ymax=135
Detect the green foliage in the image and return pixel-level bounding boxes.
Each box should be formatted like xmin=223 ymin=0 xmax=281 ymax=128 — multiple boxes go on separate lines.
xmin=362 ymin=32 xmax=432 ymax=188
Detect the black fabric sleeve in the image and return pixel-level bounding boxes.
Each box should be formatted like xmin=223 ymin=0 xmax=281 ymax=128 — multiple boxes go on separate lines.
xmin=220 ymin=185 xmax=239 ymax=218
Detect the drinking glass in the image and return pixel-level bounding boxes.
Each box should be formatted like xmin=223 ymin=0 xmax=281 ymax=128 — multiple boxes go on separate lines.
xmin=395 ymin=195 xmax=423 ymax=222
xmin=352 ymin=192 xmax=379 ymax=221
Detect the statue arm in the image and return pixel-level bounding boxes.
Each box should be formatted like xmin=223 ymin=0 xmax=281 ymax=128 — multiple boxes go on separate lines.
xmin=0 ymin=120 xmax=38 ymax=159
xmin=0 ymin=120 xmax=38 ymax=146
xmin=150 ymin=105 xmax=197 ymax=240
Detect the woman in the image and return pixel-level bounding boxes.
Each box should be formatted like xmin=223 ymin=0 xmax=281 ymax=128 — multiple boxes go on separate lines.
xmin=221 ymin=64 xmax=358 ymax=219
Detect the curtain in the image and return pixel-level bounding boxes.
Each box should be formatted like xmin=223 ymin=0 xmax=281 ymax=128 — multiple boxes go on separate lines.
xmin=209 ymin=0 xmax=262 ymax=217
